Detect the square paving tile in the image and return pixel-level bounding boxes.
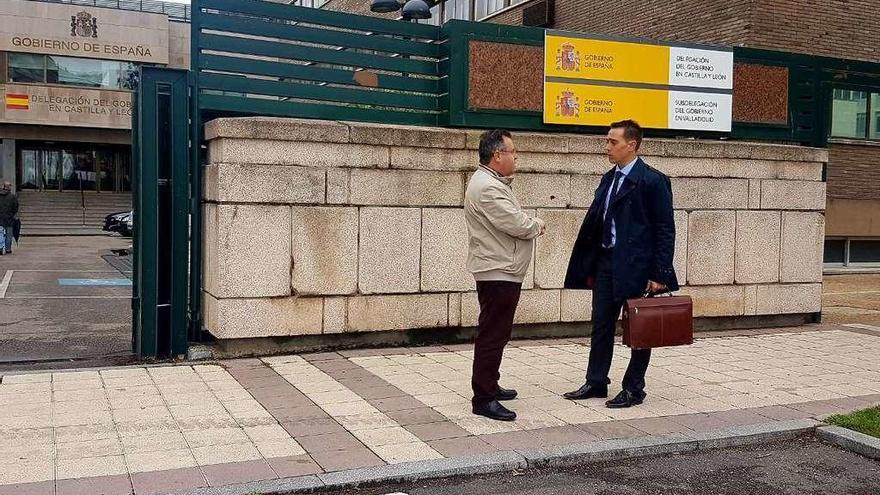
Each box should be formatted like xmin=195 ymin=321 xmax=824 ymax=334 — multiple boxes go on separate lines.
xmin=297 ymin=431 xmax=366 ymax=454
xmin=0 ymin=480 xmax=55 ymax=495
xmin=192 ymin=442 xmax=262 ymax=466
xmin=310 ymin=446 xmax=384 ymax=472
xmin=201 ymin=459 xmax=277 ymax=486
xmin=281 ymin=418 xmax=346 ymax=438
xmin=267 ymin=455 xmax=324 ymax=478
xmin=577 ymin=421 xmax=644 ymax=440
xmin=427 ymin=436 xmax=497 ymax=457
xmin=404 ymin=421 xmax=470 ymax=442
xmin=56 ymin=455 xmax=128 ymax=480
xmin=384 ymin=408 xmax=448 ymax=426
xmin=56 ymin=474 xmax=133 ymax=495
xmin=130 ymin=467 xmax=207 ymax=495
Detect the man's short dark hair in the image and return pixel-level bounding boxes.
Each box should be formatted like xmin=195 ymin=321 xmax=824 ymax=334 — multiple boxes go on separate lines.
xmin=478 ymin=129 xmax=512 ymax=165
xmin=610 ymin=120 xmax=643 ymax=150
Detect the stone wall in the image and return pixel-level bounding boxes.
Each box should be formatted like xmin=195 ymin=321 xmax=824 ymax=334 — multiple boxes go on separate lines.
xmin=202 ymin=117 xmax=827 ymax=340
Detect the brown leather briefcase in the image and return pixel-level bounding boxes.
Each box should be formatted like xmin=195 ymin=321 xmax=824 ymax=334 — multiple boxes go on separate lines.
xmin=622 ymin=293 xmax=693 ymax=349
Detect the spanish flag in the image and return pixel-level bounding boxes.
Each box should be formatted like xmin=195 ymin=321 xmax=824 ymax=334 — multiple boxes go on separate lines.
xmin=5 ymin=93 xmax=29 ymax=110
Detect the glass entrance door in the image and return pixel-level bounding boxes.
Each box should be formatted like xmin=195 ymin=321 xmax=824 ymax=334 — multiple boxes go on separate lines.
xmin=17 ymin=144 xmax=131 ymax=193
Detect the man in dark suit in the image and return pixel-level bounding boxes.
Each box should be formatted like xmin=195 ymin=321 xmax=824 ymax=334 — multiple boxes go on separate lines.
xmin=562 ymin=120 xmax=678 ymax=408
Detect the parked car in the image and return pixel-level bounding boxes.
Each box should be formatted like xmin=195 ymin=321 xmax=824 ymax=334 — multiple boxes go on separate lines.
xmin=103 ymin=210 xmax=133 ymax=237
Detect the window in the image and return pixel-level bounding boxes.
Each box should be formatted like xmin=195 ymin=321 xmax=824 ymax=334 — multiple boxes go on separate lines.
xmin=831 ymin=89 xmax=868 ymax=139
xmin=824 ymin=238 xmax=880 ymax=266
xmin=8 ymin=53 xmax=45 ymax=83
xmin=872 ymin=93 xmax=880 ymax=140
xmin=444 ymin=0 xmax=471 ymax=21
xmin=831 ymin=87 xmax=880 ymax=141
xmin=7 ymin=53 xmax=138 ymax=90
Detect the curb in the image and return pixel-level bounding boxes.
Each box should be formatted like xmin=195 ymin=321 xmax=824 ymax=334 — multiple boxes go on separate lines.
xmin=816 ymin=425 xmax=880 ymax=460
xmin=173 ymin=419 xmax=818 ymax=495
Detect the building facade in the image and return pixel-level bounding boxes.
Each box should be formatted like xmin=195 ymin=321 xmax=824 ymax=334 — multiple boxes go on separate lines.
xmin=0 ymin=0 xmax=189 ymax=219
xmin=324 ymin=0 xmax=880 ymax=269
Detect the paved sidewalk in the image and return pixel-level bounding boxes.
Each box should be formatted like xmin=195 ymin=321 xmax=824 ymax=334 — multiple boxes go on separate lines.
xmin=1 ymin=324 xmax=879 ymax=495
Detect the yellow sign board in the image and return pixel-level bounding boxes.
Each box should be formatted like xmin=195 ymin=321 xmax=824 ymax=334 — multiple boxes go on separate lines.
xmin=544 ymin=31 xmax=734 ymax=132
xmin=545 ymin=35 xmax=670 ymax=85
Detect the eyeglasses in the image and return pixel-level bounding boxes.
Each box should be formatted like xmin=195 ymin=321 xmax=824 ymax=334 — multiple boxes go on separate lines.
xmin=496 ymin=148 xmax=517 ymax=155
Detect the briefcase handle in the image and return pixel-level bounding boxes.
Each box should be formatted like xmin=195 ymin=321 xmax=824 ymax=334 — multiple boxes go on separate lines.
xmin=643 ymin=288 xmax=674 ymax=298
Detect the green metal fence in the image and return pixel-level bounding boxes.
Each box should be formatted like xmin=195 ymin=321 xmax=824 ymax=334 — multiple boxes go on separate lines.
xmin=192 ymin=0 xmax=446 ymax=126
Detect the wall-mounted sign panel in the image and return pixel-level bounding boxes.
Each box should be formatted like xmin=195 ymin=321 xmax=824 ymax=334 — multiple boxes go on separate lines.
xmin=544 ymin=31 xmax=733 ymax=131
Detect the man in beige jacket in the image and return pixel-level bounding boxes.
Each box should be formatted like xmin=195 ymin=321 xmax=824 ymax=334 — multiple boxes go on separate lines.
xmin=465 ymin=129 xmax=545 ymax=421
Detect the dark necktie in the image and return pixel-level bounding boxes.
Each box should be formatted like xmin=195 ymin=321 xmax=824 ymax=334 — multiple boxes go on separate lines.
xmin=602 ymin=170 xmax=624 ymax=248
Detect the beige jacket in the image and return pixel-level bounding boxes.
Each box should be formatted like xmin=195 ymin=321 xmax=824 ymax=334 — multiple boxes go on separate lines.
xmin=465 ymin=165 xmax=544 ymax=283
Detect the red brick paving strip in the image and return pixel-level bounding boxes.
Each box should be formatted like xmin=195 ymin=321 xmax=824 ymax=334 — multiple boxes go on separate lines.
xmin=0 ymin=481 xmax=55 ymax=495
xmin=223 ymin=358 xmax=383 ymax=474
xmin=56 ymin=474 xmax=133 ymax=495
xmin=129 ymin=467 xmax=207 ymax=495
xmin=309 ymin=352 xmax=490 ymax=456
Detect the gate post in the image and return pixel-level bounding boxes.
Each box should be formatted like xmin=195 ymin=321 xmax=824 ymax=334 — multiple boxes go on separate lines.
xmin=133 ymin=66 xmax=190 ymax=358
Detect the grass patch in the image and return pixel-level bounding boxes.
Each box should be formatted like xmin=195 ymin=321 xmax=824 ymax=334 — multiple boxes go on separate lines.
xmin=826 ymin=406 xmax=880 ymax=438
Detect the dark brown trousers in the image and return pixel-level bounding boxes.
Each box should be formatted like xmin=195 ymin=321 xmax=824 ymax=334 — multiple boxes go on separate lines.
xmin=472 ymin=280 xmax=522 ymax=406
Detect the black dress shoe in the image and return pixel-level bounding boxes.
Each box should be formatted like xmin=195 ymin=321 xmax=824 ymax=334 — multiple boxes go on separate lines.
xmin=563 ymin=382 xmax=608 ymax=400
xmin=606 ymin=390 xmax=644 ymax=408
xmin=496 ymin=386 xmax=518 ymax=401
xmin=473 ymin=400 xmax=516 ymax=421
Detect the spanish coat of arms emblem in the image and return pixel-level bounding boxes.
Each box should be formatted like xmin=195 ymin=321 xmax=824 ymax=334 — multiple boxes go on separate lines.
xmin=71 ymin=11 xmax=98 ymax=38
xmin=555 ymin=90 xmax=579 ymax=118
xmin=555 ymin=43 xmax=580 ymax=72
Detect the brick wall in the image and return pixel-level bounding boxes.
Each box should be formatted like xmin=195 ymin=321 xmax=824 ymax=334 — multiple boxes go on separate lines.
xmin=322 ymin=0 xmax=398 ymax=18
xmin=486 ymin=0 xmax=880 ymax=64
xmin=749 ymin=0 xmax=880 ymax=63
xmin=827 ymin=143 xmax=880 ymax=200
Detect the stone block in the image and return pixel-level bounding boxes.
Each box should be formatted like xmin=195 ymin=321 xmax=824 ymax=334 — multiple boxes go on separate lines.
xmin=204 ymin=117 xmax=350 ymax=143
xmin=204 ymin=204 xmax=291 ymax=298
xmin=687 ymin=211 xmax=735 ymax=285
xmin=461 ymin=289 xmax=561 ymax=327
xmin=649 ymin=157 xmax=776 ymax=180
xmin=760 ymin=180 xmax=826 ymax=210
xmin=349 ymin=169 xmax=464 ymax=206
xmin=448 ymin=294 xmax=462 ymax=327
xmin=748 ymin=180 xmax=761 ymax=209
xmin=514 ymin=290 xmax=562 ymax=324
xmin=735 ymin=211 xmax=781 ymax=284
xmin=204 ymin=163 xmax=325 ymax=204
xmin=677 ymin=286 xmax=745 ymax=317
xmin=743 ymin=285 xmax=758 ymax=315
xmin=534 ymin=209 xmax=587 ymax=289
xmin=672 ymin=179 xmax=749 ymax=209
xmin=389 ymin=147 xmax=477 ymax=171
xmin=323 ymin=297 xmax=347 ymax=334
xmin=561 ymin=289 xmax=593 ymax=322
xmin=346 ymin=294 xmax=448 ymax=332
xmin=755 ymin=284 xmax=822 ymax=315
xmin=291 ymin=207 xmax=359 ymax=296
xmin=466 ymin=130 xmax=572 ymax=152
xmin=208 ymin=139 xmax=389 ymax=168
xmin=566 ymin=136 xmax=606 ymax=154
xmin=359 ymin=208 xmax=421 ymax=294
xmin=512 ymin=173 xmax=571 ymax=208
xmin=348 ymin=122 xmax=467 ymax=149
xmin=777 ymin=161 xmax=823 ymax=181
xmin=673 ymin=211 xmax=688 ymax=284
xmin=327 ymin=169 xmax=350 ymax=204
xmin=781 ymin=212 xmax=825 ymax=283
xmin=421 ymin=209 xmax=475 ymax=293
xmin=749 ymin=143 xmax=827 ymax=163
xmin=203 ymin=294 xmax=323 ymax=339
xmin=569 ymin=175 xmax=603 ymax=208
xmin=516 ymin=153 xmax=609 ymax=175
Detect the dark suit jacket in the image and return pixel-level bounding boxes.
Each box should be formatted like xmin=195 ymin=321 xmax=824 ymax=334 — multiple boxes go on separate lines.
xmin=563 ymin=158 xmax=679 ymax=301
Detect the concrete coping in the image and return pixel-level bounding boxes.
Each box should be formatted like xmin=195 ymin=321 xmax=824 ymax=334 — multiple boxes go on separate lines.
xmin=170 ymin=419 xmax=819 ymax=495
xmin=203 ymin=117 xmax=828 ymax=163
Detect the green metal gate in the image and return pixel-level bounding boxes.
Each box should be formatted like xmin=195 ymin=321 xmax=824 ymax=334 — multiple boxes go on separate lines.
xmin=132 ymin=66 xmax=191 ymax=358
